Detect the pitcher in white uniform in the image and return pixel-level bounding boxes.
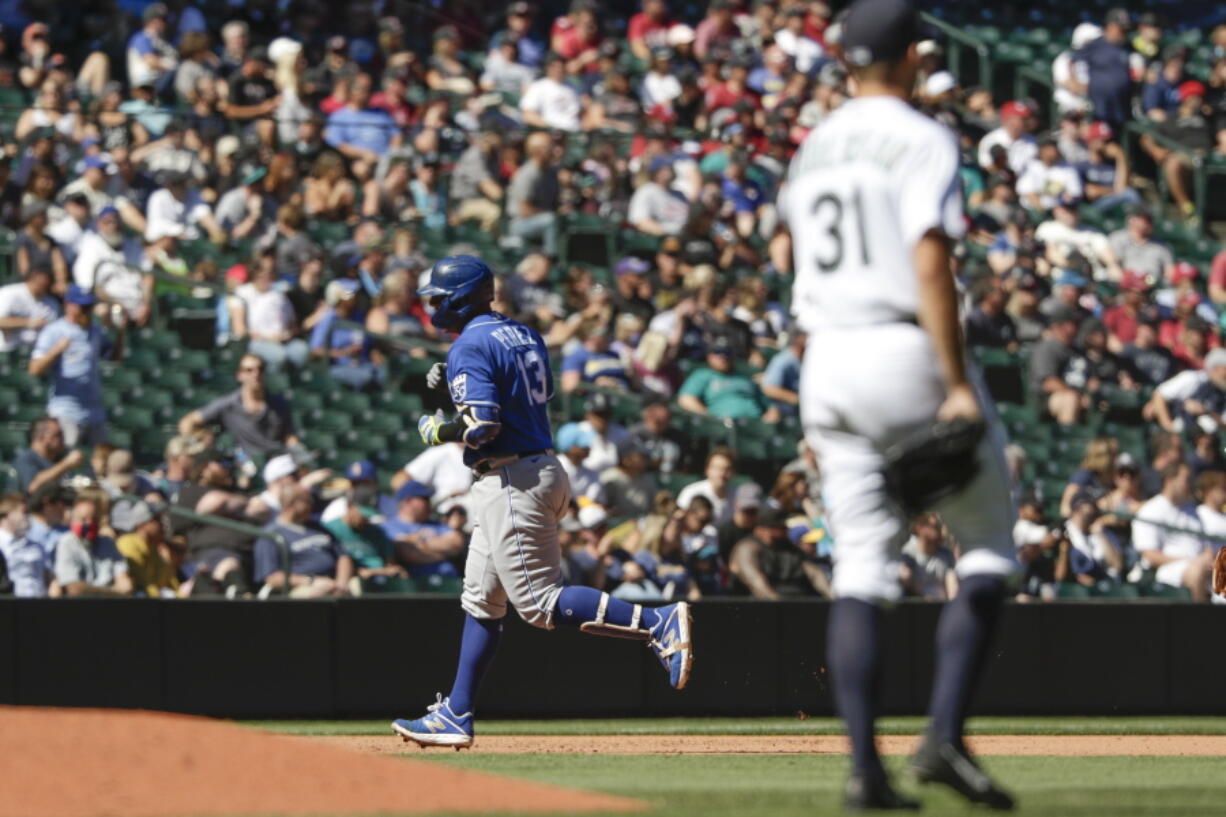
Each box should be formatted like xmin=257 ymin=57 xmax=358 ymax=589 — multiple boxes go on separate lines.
xmin=778 ymin=0 xmax=1016 ymax=810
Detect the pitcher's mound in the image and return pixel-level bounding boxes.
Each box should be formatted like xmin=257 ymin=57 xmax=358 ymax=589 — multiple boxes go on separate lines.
xmin=0 ymin=707 xmax=643 ymax=817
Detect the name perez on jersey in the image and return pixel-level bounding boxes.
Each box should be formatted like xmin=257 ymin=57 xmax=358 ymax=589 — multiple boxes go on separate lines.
xmin=490 ymin=325 xmax=537 ymax=350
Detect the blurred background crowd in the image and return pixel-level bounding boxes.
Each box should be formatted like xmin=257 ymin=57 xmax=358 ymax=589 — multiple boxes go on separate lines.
xmin=0 ymin=0 xmax=1222 ymax=603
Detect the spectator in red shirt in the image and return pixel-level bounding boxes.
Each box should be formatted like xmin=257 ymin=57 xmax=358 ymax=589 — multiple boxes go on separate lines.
xmin=1162 ymin=308 xmax=1219 ymax=370
xmin=803 ymin=1 xmax=833 ymax=48
xmin=1155 ymin=262 xmax=1216 ymax=324
xmin=1102 ymin=270 xmax=1151 ymax=350
xmin=628 ymin=0 xmax=673 ymax=61
xmin=369 ymin=67 xmax=414 ymax=129
xmin=551 ymin=1 xmax=603 ymax=74
xmin=694 ymin=0 xmax=740 ymax=61
xmin=705 ymin=55 xmax=758 ymax=114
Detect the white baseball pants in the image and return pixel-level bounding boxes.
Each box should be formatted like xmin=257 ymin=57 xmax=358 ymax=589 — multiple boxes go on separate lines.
xmin=460 ymin=452 xmax=572 ymax=628
xmin=801 ymin=323 xmax=1018 ymax=602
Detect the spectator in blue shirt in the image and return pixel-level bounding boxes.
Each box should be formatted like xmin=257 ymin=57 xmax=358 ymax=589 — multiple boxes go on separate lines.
xmin=408 ymin=155 xmax=447 ymax=231
xmin=1075 ymin=9 xmax=1134 ymax=130
xmin=1141 ymin=46 xmax=1187 ymax=121
xmin=761 ymin=331 xmax=805 ymax=416
xmin=28 ymin=285 xmax=119 ymax=447
xmin=325 ymin=73 xmax=398 ymax=164
xmin=561 ymin=324 xmax=632 ymax=393
xmin=126 ymin=3 xmax=178 ymax=99
xmin=720 ymin=153 xmax=764 ymax=238
xmin=254 ymin=486 xmax=354 ymax=597
xmin=380 ymin=481 xmax=464 ymax=577
xmin=492 ymin=2 xmax=547 ymax=68
xmin=310 ymin=279 xmax=383 ymax=390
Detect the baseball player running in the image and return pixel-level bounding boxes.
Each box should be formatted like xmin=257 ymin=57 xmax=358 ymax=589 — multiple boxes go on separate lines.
xmin=392 ymin=254 xmax=692 ymax=748
xmin=780 ymin=0 xmax=1015 ymax=810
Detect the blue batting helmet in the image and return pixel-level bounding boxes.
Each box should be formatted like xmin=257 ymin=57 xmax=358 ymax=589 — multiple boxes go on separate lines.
xmin=417 ymin=254 xmax=495 ymax=331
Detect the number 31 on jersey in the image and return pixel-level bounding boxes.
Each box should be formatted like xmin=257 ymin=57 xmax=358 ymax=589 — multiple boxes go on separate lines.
xmin=811 ymin=187 xmax=871 ymax=273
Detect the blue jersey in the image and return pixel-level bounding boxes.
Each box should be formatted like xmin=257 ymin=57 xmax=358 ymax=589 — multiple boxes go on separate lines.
xmin=446 ymin=312 xmax=555 ymax=466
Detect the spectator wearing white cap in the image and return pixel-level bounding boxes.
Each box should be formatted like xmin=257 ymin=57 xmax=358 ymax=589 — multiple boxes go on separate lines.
xmin=922 ymin=70 xmax=956 ymax=105
xmin=1053 ymin=23 xmax=1101 ymax=114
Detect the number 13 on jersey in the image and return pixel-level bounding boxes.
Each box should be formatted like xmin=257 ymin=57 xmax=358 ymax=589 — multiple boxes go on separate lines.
xmin=517 ymin=349 xmax=548 ymax=405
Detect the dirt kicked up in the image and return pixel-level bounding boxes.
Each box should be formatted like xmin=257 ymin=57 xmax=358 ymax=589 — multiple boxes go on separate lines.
xmin=326 ymin=733 xmax=1226 ymax=757
xmin=0 ymin=707 xmax=643 ymax=817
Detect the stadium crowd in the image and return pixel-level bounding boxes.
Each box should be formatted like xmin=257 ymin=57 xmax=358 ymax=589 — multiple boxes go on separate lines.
xmin=0 ymin=0 xmax=1223 ymax=603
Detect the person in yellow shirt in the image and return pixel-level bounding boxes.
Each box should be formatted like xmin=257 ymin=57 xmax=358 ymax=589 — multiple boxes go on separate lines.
xmin=113 ymin=498 xmax=179 ymax=598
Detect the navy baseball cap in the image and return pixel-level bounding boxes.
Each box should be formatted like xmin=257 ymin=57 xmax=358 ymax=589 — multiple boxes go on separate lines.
xmin=840 ymin=0 xmax=920 ymax=67
xmin=395 ymin=480 xmax=432 ymax=502
xmin=65 ymin=284 xmax=97 ymax=306
xmin=346 ymin=460 xmax=376 ymax=482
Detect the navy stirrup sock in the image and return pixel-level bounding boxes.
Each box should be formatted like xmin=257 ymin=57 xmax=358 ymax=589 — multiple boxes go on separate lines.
xmin=554 ymin=585 xmax=662 ymax=632
xmin=828 ymin=597 xmax=885 ymax=776
xmin=928 ymin=575 xmax=1006 ymax=745
xmin=447 ymin=615 xmax=502 ymax=716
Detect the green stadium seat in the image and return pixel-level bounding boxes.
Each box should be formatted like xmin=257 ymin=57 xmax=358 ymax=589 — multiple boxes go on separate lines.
xmin=1054 ymin=583 xmax=1092 ymax=599
xmin=104 ymin=367 xmax=143 ymax=392
xmin=107 ymin=428 xmax=133 ymax=450
xmin=149 ymin=369 xmax=194 ymax=392
xmin=302 ymin=430 xmax=338 ymax=452
xmin=658 ymin=472 xmax=699 ymax=497
xmin=133 ymin=327 xmax=181 ymax=351
xmin=0 ymin=426 xmax=27 ymax=456
xmin=289 ymin=390 xmax=324 ymax=414
xmin=110 ymin=406 xmax=155 ymax=432
xmin=328 ymin=391 xmax=371 ymax=414
xmin=124 ymin=348 xmax=163 ymax=371
xmin=308 ymin=408 xmax=351 ymax=434
xmin=358 ymin=411 xmax=405 ymax=436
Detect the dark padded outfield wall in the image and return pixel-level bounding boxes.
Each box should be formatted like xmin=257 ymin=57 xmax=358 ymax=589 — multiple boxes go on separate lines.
xmin=1 ymin=598 xmax=1223 ymax=717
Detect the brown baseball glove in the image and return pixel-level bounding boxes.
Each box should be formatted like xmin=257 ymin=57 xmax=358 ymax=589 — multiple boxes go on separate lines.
xmin=1213 ymin=547 xmax=1226 ymax=597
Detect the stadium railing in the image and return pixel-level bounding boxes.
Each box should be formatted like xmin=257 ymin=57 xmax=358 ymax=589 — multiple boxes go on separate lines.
xmin=919 ymin=12 xmax=993 ymax=92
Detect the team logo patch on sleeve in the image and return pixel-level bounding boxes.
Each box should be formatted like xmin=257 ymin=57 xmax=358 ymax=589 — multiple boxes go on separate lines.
xmin=449 ymin=373 xmax=467 ymax=404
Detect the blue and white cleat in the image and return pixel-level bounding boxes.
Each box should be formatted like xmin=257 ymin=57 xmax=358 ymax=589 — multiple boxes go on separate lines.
xmin=648 ymin=602 xmax=694 ymax=690
xmin=391 ymin=694 xmax=474 ymax=750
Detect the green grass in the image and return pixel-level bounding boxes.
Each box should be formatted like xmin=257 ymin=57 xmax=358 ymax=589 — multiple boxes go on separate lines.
xmin=250 ymin=716 xmax=1226 ymax=737
xmin=416 ymin=753 xmax=1226 ymax=817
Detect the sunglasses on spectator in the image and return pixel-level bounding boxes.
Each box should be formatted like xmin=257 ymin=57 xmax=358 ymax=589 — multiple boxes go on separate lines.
xmin=241 ymin=364 xmax=264 ymax=373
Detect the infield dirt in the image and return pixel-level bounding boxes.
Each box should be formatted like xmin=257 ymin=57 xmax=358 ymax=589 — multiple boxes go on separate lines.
xmin=0 ymin=706 xmax=643 ymax=817
xmin=324 ymin=733 xmax=1226 ymax=756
